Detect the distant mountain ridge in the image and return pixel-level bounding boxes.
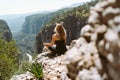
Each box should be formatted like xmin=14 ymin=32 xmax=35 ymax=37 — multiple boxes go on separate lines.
xmin=0 ymin=14 xmax=26 ymax=33
xmin=0 ymin=19 xmax=12 ymax=42
xmin=0 ymin=10 xmax=52 ymax=33
xmin=21 ymin=13 xmax=54 ymax=34
xmin=0 ymin=1 xmax=85 ymax=34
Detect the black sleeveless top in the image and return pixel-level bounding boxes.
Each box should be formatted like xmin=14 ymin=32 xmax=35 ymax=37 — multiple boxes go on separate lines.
xmin=48 ymin=38 xmax=67 ymax=55
xmin=55 ymin=39 xmax=67 ymax=53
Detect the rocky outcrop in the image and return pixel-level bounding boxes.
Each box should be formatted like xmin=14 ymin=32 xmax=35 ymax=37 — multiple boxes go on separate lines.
xmin=81 ymin=0 xmax=120 ymax=79
xmin=13 ymin=37 xmax=103 ymax=80
xmin=36 ymin=15 xmax=87 ymax=53
xmin=65 ymin=38 xmax=104 ymax=80
xmin=10 ymin=71 xmax=34 ymax=80
xmin=34 ymin=54 xmax=70 ymax=80
xmin=0 ymin=19 xmax=12 ymax=41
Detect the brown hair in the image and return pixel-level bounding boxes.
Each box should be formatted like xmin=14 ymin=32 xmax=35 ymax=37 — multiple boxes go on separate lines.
xmin=54 ymin=23 xmax=66 ymax=39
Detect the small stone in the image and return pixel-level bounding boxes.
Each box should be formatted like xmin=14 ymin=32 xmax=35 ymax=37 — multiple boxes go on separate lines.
xmin=107 ymin=53 xmax=114 ymax=63
xmin=105 ymin=29 xmax=119 ymax=42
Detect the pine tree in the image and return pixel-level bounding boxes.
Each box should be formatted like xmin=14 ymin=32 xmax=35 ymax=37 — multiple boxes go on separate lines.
xmin=0 ymin=39 xmax=19 ymax=80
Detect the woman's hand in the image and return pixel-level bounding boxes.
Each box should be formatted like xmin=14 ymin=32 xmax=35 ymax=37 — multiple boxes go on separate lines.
xmin=43 ymin=43 xmax=47 ymax=46
xmin=43 ymin=43 xmax=49 ymax=47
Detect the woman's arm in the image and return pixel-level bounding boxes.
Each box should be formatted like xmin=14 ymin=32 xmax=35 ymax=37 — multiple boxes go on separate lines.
xmin=43 ymin=34 xmax=56 ymax=47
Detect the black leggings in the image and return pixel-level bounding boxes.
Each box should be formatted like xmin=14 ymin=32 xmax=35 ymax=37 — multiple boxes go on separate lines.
xmin=48 ymin=46 xmax=64 ymax=56
xmin=48 ymin=46 xmax=57 ymax=53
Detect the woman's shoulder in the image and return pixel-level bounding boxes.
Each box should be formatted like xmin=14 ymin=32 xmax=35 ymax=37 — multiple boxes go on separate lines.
xmin=52 ymin=33 xmax=60 ymax=40
xmin=52 ymin=33 xmax=58 ymax=39
xmin=53 ymin=33 xmax=60 ymax=37
xmin=52 ymin=33 xmax=57 ymax=37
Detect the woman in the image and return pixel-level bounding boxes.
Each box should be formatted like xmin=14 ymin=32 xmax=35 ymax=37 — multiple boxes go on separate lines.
xmin=43 ymin=23 xmax=67 ymax=56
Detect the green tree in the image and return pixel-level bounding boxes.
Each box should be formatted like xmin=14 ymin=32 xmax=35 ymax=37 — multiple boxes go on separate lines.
xmin=0 ymin=39 xmax=19 ymax=80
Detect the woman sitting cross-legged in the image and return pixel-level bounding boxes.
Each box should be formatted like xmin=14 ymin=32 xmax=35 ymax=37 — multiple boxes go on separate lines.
xmin=43 ymin=23 xmax=67 ymax=58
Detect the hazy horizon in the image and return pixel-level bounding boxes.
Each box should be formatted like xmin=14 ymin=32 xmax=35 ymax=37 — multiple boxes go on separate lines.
xmin=0 ymin=0 xmax=92 ymax=15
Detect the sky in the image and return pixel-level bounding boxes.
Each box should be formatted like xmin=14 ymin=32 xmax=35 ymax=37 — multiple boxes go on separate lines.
xmin=0 ymin=0 xmax=92 ymax=15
